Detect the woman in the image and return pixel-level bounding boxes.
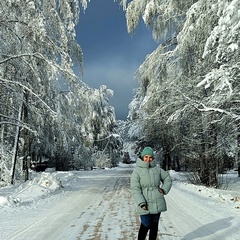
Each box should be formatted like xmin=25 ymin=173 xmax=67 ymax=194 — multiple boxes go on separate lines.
xmin=131 ymin=147 xmax=172 ymax=240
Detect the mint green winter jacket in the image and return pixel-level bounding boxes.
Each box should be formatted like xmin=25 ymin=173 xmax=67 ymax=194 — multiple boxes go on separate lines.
xmin=131 ymin=158 xmax=172 ymax=215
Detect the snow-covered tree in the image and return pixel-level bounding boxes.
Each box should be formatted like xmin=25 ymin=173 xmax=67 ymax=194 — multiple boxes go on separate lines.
xmin=126 ymin=0 xmax=240 ymax=186
xmin=0 ymin=0 xmax=119 ymax=184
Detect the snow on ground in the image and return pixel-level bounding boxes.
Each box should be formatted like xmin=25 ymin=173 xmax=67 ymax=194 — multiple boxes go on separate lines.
xmin=0 ymin=163 xmax=240 ymax=240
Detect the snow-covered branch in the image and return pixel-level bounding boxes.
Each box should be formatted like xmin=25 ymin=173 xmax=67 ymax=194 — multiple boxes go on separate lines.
xmin=0 ymin=77 xmax=57 ymax=115
xmin=197 ymin=104 xmax=240 ymax=120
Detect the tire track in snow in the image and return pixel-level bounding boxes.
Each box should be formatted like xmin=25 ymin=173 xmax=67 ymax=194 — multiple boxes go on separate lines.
xmin=4 ymin=170 xmax=126 ymax=239
xmin=76 ymin=170 xmax=139 ymax=240
xmin=158 ymin=182 xmax=238 ymax=240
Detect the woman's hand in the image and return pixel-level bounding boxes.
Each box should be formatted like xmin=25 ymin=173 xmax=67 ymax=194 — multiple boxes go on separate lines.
xmin=158 ymin=188 xmax=165 ymax=194
xmin=140 ymin=204 xmax=148 ymax=210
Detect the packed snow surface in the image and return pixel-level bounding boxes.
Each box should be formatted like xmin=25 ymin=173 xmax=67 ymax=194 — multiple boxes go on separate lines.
xmin=0 ymin=163 xmax=239 ymax=240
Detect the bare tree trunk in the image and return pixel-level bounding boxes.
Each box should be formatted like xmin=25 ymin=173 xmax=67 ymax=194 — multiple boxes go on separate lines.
xmin=0 ymin=126 xmax=4 ymax=179
xmin=198 ymin=124 xmax=209 ymax=186
xmin=0 ymin=122 xmax=4 ymax=155
xmin=11 ymin=94 xmax=24 ymax=184
xmin=162 ymin=137 xmax=172 ymax=171
xmin=208 ymin=122 xmax=218 ymax=187
xmin=22 ymin=91 xmax=29 ymax=181
xmin=237 ymin=121 xmax=240 ymax=177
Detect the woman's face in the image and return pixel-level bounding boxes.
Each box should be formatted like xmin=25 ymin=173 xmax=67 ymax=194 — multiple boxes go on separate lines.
xmin=143 ymin=154 xmax=153 ymax=162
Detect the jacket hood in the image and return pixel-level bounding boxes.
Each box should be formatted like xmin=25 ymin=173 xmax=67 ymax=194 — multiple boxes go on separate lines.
xmin=136 ymin=158 xmax=156 ymax=168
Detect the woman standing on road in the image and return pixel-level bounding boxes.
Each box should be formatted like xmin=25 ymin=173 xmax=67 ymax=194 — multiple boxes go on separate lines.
xmin=131 ymin=147 xmax=172 ymax=240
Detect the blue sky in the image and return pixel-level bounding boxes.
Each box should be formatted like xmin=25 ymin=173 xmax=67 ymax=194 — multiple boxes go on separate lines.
xmin=76 ymin=0 xmax=158 ymax=120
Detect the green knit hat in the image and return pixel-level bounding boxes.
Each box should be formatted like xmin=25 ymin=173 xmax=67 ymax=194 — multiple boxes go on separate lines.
xmin=141 ymin=147 xmax=154 ymax=158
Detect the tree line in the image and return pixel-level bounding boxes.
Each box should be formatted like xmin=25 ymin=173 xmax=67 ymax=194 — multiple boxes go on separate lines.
xmin=126 ymin=0 xmax=240 ymax=187
xmin=1 ymin=0 xmax=239 ymax=188
xmin=0 ymin=0 xmax=122 ymax=184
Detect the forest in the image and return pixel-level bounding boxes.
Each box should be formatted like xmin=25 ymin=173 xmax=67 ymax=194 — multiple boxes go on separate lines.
xmin=0 ymin=0 xmax=239 ymax=187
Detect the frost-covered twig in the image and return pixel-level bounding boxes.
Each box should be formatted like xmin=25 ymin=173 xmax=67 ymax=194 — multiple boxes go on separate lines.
xmin=0 ymin=77 xmax=57 ymax=115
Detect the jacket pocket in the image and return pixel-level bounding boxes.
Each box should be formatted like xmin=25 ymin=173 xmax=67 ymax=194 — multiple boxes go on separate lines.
xmin=137 ymin=205 xmax=150 ymax=215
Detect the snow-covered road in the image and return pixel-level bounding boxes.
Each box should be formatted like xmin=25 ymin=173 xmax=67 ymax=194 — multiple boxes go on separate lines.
xmin=160 ymin=182 xmax=239 ymax=240
xmin=2 ymin=169 xmax=139 ymax=240
xmin=1 ymin=165 xmax=239 ymax=240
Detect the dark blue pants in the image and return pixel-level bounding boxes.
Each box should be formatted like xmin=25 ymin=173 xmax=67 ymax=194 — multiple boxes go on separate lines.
xmin=138 ymin=213 xmax=161 ymax=240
